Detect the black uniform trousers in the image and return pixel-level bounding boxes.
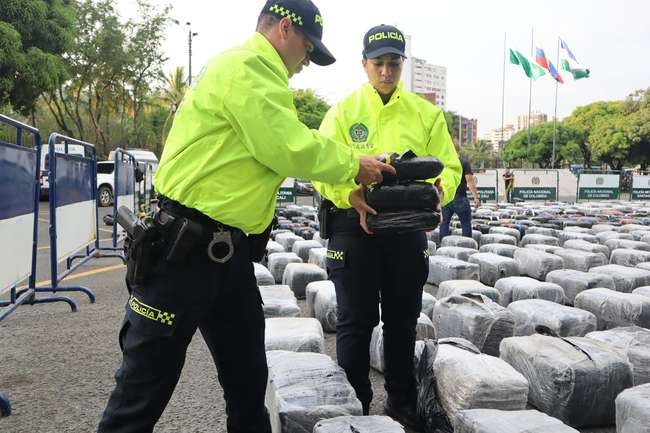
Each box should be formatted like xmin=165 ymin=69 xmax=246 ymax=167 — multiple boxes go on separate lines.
xmin=98 ymin=226 xmax=271 ymax=433
xmin=326 ymin=213 xmax=429 ymax=411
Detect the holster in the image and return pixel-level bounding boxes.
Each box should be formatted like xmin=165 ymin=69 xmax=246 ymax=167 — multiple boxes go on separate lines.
xmin=318 ymin=199 xmax=335 ymax=239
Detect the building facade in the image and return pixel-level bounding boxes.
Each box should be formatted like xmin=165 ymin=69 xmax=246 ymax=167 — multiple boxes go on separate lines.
xmin=488 ymin=124 xmax=516 ymax=150
xmin=403 ymin=35 xmax=447 ymax=110
xmin=517 ymin=111 xmax=548 ymax=131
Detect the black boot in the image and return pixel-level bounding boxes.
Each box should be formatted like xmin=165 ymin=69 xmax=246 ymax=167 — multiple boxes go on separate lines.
xmin=383 ymin=394 xmax=421 ymax=430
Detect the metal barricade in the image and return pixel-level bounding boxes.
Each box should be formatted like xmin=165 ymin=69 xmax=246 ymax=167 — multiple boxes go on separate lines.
xmin=0 ymin=115 xmax=77 ymax=321
xmin=109 ymin=149 xmax=137 ymax=251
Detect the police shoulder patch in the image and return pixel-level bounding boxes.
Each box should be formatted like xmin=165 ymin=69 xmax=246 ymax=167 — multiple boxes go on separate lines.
xmin=349 ymin=122 xmax=369 ymax=143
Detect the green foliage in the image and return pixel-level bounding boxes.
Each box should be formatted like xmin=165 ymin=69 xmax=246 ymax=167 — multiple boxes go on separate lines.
xmin=293 ymin=89 xmax=330 ymax=129
xmin=462 ymin=140 xmax=496 ymax=169
xmin=0 ymin=0 xmax=74 ymax=115
xmin=501 ymin=122 xmax=584 ymax=168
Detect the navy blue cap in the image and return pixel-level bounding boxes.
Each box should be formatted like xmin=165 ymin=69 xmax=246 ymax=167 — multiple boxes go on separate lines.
xmin=262 ymin=0 xmax=335 ymax=66
xmin=363 ymin=24 xmax=406 ymax=59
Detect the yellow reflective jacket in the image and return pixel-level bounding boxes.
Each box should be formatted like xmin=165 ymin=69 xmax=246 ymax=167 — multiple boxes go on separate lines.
xmin=154 ymin=33 xmax=358 ymax=233
xmin=313 ymin=81 xmax=462 ymax=208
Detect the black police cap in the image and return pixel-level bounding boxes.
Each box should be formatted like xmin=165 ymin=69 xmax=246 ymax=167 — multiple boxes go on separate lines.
xmin=363 ymin=24 xmax=407 ymax=59
xmin=261 ymin=0 xmax=335 ymax=66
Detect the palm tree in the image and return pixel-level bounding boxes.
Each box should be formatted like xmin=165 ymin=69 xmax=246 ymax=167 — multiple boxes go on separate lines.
xmin=463 ymin=140 xmax=494 ymax=169
xmin=158 ymin=66 xmax=188 ymax=149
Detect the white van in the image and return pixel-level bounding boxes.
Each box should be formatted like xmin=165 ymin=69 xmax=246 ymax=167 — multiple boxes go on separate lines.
xmin=97 ymin=149 xmax=159 ymax=207
xmin=39 ymin=143 xmax=86 ymax=199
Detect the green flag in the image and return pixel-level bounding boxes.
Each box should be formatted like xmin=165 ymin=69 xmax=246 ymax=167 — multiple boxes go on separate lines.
xmin=509 ymin=48 xmax=546 ymax=80
xmin=560 ymin=59 xmax=590 ymax=80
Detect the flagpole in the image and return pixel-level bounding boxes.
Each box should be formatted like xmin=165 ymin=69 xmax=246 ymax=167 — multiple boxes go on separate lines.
xmin=527 ymin=28 xmax=534 ymax=165
xmin=552 ymin=36 xmax=560 ymax=169
xmin=500 ymin=32 xmax=506 ymax=167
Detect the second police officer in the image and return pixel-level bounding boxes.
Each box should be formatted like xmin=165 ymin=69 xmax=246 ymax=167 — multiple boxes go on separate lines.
xmin=313 ymin=24 xmax=461 ymax=428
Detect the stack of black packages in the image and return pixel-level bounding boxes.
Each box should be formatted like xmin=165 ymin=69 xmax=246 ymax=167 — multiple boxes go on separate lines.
xmin=366 ymin=150 xmax=444 ymax=234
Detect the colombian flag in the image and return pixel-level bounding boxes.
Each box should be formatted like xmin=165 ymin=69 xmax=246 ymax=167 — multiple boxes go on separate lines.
xmin=535 ymin=46 xmax=564 ymax=84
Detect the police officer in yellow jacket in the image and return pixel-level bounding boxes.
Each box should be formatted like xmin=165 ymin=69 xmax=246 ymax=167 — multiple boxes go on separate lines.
xmin=97 ymin=2 xmax=395 ymax=432
xmin=313 ymin=24 xmax=461 ymax=427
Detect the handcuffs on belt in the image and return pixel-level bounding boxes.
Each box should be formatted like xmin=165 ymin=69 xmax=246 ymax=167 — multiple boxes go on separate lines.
xmin=207 ymin=228 xmax=234 ymax=264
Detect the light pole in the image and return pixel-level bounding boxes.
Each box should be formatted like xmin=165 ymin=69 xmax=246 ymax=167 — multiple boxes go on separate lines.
xmin=171 ymin=19 xmax=199 ymax=85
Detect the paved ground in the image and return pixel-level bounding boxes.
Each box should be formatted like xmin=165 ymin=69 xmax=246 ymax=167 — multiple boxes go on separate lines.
xmin=0 ymin=204 xmax=615 ymax=432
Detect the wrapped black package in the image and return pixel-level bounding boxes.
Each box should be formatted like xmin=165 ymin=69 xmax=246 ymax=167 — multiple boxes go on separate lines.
xmin=381 ymin=151 xmax=444 ymax=184
xmin=367 ymin=210 xmax=440 ymax=234
xmin=366 ymin=182 xmax=439 ymax=211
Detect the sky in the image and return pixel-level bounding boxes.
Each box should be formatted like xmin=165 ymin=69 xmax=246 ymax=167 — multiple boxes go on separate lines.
xmin=117 ymin=0 xmax=650 ymax=137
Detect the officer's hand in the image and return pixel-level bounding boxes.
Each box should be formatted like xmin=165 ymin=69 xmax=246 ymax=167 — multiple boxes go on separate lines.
xmin=349 ymin=185 xmax=376 ymax=235
xmin=434 ymin=179 xmax=444 ymax=212
xmin=355 ymin=155 xmax=396 ymax=186
xmin=474 ymin=198 xmax=481 ymax=209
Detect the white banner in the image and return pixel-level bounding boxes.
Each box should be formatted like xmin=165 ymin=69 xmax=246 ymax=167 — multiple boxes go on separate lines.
xmin=578 ymin=174 xmax=620 ymax=188
xmin=633 ymin=175 xmax=650 ymax=189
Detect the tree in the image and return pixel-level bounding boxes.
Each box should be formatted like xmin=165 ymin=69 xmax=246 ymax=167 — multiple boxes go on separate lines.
xmin=624 ymin=87 xmax=650 ymax=170
xmin=293 ymin=89 xmax=330 ymax=129
xmin=501 ymin=122 xmax=584 ymax=168
xmin=0 ymin=0 xmax=75 ymax=120
xmin=157 ymin=66 xmax=188 ymax=154
xmin=463 ymin=140 xmax=494 ymax=169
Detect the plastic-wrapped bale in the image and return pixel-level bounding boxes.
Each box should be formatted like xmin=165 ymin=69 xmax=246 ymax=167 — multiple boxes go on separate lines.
xmin=265 ymin=318 xmax=325 ymax=353
xmin=435 ymin=246 xmax=478 ymax=262
xmin=260 ymin=285 xmax=301 ymax=318
xmin=564 ymin=226 xmax=594 ymax=234
xmin=563 ymin=239 xmax=610 ymax=258
xmin=628 ymin=229 xmax=650 ymax=241
xmin=272 ymin=229 xmax=293 ymax=240
xmin=415 ymin=339 xmax=529 ymax=432
xmin=552 ymin=248 xmax=607 ymax=272
xmin=596 ymin=231 xmax=634 ymax=244
xmin=519 ymin=234 xmax=559 ymax=247
xmin=605 ymin=238 xmax=650 ymax=252
xmin=574 ymin=288 xmax=650 ymax=329
xmin=558 ymin=231 xmax=598 ymax=246
xmin=275 ymin=232 xmax=305 ymax=251
xmin=422 ymin=292 xmax=437 ymax=318
xmin=267 ymin=240 xmax=285 ymax=256
xmin=494 ymin=276 xmax=565 ymax=307
xmin=610 ymin=248 xmax=650 ymax=267
xmin=478 ymin=233 xmax=517 ymax=247
xmin=615 ymin=383 xmax=650 ymax=433
xmin=467 ymin=253 xmax=519 ymax=286
xmin=507 ymin=299 xmax=596 ymax=337
xmin=428 ymin=228 xmax=440 ymax=245
xmin=633 ymin=286 xmax=650 ymax=298
xmin=307 ymin=247 xmax=327 ymax=270
xmin=427 ymin=240 xmax=437 ymax=255
xmin=591 ymin=223 xmax=616 ymax=233
xmin=312 ymin=232 xmax=328 ymax=247
xmin=452 ymin=228 xmax=482 ymax=244
xmin=370 ymin=313 xmax=436 ymax=373
xmin=525 ymin=226 xmax=558 ymax=237
xmin=313 ymin=282 xmax=337 ymax=333
xmin=452 ymin=409 xmax=579 ymax=433
xmin=265 ymin=351 xmax=362 ymax=433
xmin=282 ymin=263 xmax=327 ymax=299
xmin=268 ymin=252 xmax=303 ymax=283
xmin=488 ymin=226 xmax=521 ymax=242
xmin=513 ymin=248 xmax=564 ymax=280
xmin=291 ymin=240 xmax=323 ymax=262
xmin=586 ymin=326 xmax=650 ymax=386
xmin=255 ymin=262 xmax=276 ymax=286
xmin=313 ymin=416 xmax=405 ymax=433
xmin=432 ymin=294 xmax=515 ymax=355
xmin=546 ymin=269 xmax=615 ymax=304
xmin=620 ymin=223 xmax=650 ymax=233
xmin=524 ymin=243 xmax=563 ymax=254
xmin=436 ymin=280 xmax=499 ymax=302
xmin=441 ymin=235 xmax=478 ymax=249
xmin=589 ymin=264 xmax=650 ymax=293
xmin=427 ymin=256 xmax=480 ymax=286
xmin=478 ymin=243 xmax=519 ymax=258
xmin=305 ymin=280 xmax=333 ymax=318
xmin=499 ymin=334 xmax=632 ymax=427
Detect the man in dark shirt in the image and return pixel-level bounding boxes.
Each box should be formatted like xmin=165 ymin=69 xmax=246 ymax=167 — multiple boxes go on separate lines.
xmin=439 ymin=141 xmax=481 ymax=240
